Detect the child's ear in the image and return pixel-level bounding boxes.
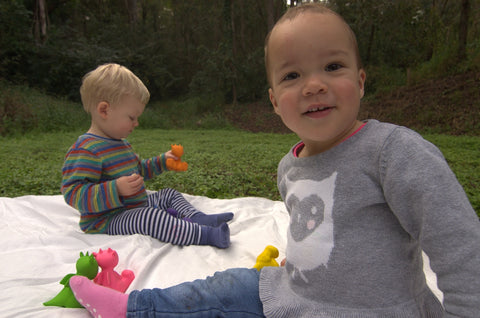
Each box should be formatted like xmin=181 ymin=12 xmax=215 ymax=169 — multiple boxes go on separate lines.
xmin=96 ymin=101 xmax=110 ymax=119
xmin=269 ymin=88 xmax=280 ymax=115
xmin=358 ymin=69 xmax=366 ymax=99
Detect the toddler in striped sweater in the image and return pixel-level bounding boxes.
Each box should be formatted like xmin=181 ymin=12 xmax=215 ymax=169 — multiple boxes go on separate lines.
xmin=61 ymin=63 xmax=232 ymax=248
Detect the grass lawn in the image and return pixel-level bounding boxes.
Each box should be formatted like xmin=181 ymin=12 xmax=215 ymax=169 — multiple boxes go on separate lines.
xmin=0 ymin=129 xmax=478 ymax=215
xmin=0 ymin=129 xmax=298 ymax=200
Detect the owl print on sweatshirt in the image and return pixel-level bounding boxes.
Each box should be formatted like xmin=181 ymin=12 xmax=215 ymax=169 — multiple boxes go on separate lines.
xmin=284 ymin=172 xmax=337 ymax=283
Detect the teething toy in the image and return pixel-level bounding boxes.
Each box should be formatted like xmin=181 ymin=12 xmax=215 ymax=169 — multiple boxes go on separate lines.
xmin=93 ymin=248 xmax=134 ymax=293
xmin=43 ymin=251 xmax=98 ymax=308
xmin=253 ymin=245 xmax=280 ymax=270
xmin=166 ymin=144 xmax=188 ymax=171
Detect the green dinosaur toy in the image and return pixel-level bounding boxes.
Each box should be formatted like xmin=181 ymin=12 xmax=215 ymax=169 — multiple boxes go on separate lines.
xmin=43 ymin=251 xmax=99 ymax=308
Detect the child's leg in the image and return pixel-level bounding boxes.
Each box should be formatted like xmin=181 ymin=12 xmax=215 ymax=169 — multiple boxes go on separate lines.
xmin=130 ymin=268 xmax=263 ymax=317
xmin=107 ymin=207 xmax=230 ymax=248
xmin=149 ymin=188 xmax=234 ymax=226
xmin=70 ymin=268 xmax=263 ymax=318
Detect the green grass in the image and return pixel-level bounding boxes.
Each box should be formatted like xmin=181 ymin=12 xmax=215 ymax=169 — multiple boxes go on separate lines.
xmin=0 ymin=130 xmax=478 ymax=216
xmin=0 ymin=129 xmax=298 ymax=201
xmin=0 ymin=82 xmax=479 ymax=215
xmin=423 ymin=134 xmax=480 ymax=214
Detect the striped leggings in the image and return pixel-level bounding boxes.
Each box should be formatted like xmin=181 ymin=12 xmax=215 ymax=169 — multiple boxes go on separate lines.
xmin=107 ymin=188 xmax=202 ymax=246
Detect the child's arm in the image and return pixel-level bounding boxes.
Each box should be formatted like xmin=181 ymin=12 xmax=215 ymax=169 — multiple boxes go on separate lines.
xmin=137 ymin=150 xmax=182 ymax=179
xmin=381 ymin=129 xmax=480 ymax=316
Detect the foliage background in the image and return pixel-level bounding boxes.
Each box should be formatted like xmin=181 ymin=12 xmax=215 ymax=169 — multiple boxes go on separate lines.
xmin=0 ymin=0 xmax=478 ymax=215
xmin=1 ymin=0 xmax=479 ymax=104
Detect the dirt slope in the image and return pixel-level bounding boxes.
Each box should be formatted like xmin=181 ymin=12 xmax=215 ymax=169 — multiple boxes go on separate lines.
xmin=227 ymin=71 xmax=480 ymax=135
xmin=359 ymin=70 xmax=480 ymax=135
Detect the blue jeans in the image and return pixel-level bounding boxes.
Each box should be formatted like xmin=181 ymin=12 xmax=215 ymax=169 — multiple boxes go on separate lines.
xmin=127 ymin=268 xmax=265 ymax=318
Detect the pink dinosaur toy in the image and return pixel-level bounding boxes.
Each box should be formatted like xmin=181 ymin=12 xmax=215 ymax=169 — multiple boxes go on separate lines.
xmin=93 ymin=248 xmax=135 ymax=293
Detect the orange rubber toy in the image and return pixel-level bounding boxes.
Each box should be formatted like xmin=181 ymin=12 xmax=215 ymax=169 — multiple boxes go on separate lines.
xmin=166 ymin=144 xmax=188 ymax=171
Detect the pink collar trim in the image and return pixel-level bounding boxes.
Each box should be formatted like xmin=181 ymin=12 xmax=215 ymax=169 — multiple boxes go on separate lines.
xmin=293 ymin=122 xmax=367 ymax=157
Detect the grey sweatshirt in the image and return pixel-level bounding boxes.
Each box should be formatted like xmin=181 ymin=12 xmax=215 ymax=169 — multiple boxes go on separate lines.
xmin=259 ymin=120 xmax=480 ymax=317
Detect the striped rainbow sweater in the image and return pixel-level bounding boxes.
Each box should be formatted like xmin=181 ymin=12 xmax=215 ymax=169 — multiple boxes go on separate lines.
xmin=61 ymin=133 xmax=168 ymax=233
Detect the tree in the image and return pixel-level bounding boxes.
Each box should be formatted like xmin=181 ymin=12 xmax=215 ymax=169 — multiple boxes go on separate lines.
xmin=265 ymin=0 xmax=276 ymax=32
xmin=2 ymin=0 xmax=478 ymax=104
xmin=125 ymin=0 xmax=138 ymax=26
xmin=458 ymin=0 xmax=470 ymax=62
xmin=34 ymin=0 xmax=48 ymax=44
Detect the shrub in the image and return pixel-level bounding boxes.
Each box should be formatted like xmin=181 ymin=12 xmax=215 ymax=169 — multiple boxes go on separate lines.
xmin=0 ymin=89 xmax=37 ymax=136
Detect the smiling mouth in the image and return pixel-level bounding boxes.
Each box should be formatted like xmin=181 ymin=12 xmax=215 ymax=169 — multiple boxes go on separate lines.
xmin=304 ymin=106 xmax=333 ymax=114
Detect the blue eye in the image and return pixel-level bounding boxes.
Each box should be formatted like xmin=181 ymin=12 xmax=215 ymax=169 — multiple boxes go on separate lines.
xmin=325 ymin=63 xmax=343 ymax=72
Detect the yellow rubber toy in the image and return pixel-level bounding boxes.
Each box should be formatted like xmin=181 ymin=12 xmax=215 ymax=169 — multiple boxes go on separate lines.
xmin=253 ymin=245 xmax=279 ymax=270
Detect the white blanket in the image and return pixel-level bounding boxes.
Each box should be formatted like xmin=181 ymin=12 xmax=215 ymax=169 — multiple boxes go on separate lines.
xmin=0 ymin=194 xmax=442 ymax=317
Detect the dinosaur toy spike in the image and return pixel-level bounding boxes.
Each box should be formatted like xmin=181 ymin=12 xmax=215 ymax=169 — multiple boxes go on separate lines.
xmin=43 ymin=251 xmax=98 ymax=308
xmin=93 ymin=248 xmax=135 ymax=293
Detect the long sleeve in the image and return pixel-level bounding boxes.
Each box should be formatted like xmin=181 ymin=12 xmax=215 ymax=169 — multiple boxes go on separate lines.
xmin=379 ymin=127 xmax=480 ymax=317
xmin=61 ymin=134 xmax=152 ymax=232
xmin=61 ymin=146 xmax=123 ymax=214
xmin=138 ymin=153 xmax=168 ymax=180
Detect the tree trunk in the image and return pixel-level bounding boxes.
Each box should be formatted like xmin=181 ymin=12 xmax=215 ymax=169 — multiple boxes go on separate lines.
xmin=34 ymin=0 xmax=48 ymax=45
xmin=265 ymin=0 xmax=275 ymax=32
xmin=457 ymin=0 xmax=469 ymax=62
xmin=365 ymin=23 xmax=375 ymax=65
xmin=229 ymin=0 xmax=237 ymax=105
xmin=125 ymin=0 xmax=138 ymax=26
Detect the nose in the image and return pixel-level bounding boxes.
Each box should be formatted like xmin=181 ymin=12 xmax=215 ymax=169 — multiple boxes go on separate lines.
xmin=302 ymin=74 xmax=328 ymax=96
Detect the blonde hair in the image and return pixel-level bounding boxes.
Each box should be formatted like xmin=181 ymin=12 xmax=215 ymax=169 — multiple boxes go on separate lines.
xmin=80 ymin=63 xmax=150 ymax=113
xmin=264 ymin=3 xmax=362 ymax=86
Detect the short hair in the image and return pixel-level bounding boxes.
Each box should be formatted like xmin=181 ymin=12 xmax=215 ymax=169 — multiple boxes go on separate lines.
xmin=264 ymin=3 xmax=362 ymax=87
xmin=80 ymin=63 xmax=150 ymax=113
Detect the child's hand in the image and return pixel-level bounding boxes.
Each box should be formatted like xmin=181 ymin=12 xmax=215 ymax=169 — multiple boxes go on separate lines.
xmin=116 ymin=174 xmax=144 ymax=196
xmin=165 ymin=149 xmax=188 ymax=172
xmin=164 ymin=150 xmax=179 ymax=161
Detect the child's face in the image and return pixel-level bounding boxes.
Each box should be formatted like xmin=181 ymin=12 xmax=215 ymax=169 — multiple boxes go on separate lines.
xmin=100 ymin=95 xmax=145 ymax=140
xmin=267 ymin=12 xmax=366 ymax=155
